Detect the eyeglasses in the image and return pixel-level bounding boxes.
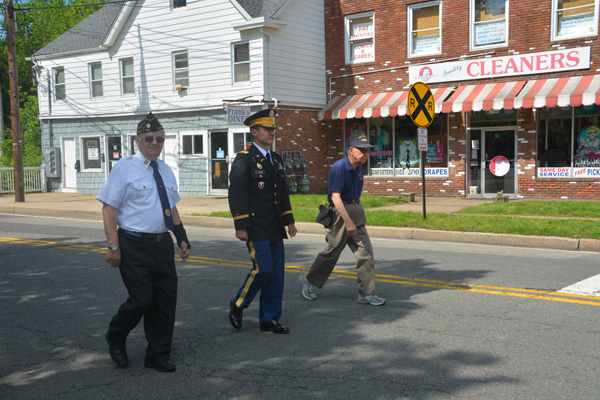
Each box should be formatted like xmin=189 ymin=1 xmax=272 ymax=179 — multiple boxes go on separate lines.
xmin=143 ymin=136 xmax=165 ymax=144
xmin=356 ymin=148 xmax=370 ymax=154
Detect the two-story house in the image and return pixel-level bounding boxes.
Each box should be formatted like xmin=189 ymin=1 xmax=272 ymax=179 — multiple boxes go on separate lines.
xmin=321 ymin=0 xmax=600 ymax=200
xmin=32 ymin=0 xmax=328 ymax=196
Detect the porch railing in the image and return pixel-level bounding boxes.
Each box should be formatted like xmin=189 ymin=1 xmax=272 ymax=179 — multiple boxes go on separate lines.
xmin=0 ymin=167 xmax=46 ymax=193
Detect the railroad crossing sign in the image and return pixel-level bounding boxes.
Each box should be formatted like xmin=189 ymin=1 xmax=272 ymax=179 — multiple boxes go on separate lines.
xmin=407 ymin=82 xmax=435 ymax=128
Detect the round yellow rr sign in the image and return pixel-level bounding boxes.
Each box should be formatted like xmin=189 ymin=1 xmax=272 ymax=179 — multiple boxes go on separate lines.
xmin=407 ymin=82 xmax=435 ymax=128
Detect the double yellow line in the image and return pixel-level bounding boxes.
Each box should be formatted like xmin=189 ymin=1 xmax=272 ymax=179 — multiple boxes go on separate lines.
xmin=3 ymin=236 xmax=600 ymax=307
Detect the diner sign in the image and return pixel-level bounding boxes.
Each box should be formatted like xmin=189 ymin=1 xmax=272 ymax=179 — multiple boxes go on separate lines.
xmin=409 ymin=47 xmax=591 ymax=84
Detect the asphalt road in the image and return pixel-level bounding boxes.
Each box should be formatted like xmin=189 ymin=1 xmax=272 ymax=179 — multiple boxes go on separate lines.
xmin=1 ymin=213 xmax=600 ymax=399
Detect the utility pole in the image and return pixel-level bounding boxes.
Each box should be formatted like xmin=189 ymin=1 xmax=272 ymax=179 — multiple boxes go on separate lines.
xmin=4 ymin=0 xmax=25 ymax=202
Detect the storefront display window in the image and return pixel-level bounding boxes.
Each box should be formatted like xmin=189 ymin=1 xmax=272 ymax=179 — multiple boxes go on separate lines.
xmin=81 ymin=136 xmax=102 ymax=171
xmin=345 ymin=115 xmax=448 ymax=177
xmin=537 ymin=105 xmax=600 ymax=177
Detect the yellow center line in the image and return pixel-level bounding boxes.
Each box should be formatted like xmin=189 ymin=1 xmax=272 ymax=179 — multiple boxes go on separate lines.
xmin=3 ymin=237 xmax=600 ymax=306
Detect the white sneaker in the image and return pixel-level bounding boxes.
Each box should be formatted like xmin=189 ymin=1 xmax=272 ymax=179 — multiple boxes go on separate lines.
xmin=299 ymin=274 xmax=317 ymax=300
xmin=357 ymin=294 xmax=386 ymax=306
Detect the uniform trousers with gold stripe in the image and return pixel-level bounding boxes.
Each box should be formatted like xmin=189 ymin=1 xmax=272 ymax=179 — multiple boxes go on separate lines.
xmin=233 ymin=240 xmax=285 ymax=323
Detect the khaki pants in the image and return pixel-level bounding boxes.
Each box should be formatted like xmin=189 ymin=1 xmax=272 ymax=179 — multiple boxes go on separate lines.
xmin=306 ymin=203 xmax=376 ymax=295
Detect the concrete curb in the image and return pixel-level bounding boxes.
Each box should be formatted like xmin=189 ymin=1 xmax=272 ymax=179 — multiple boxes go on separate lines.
xmin=1 ymin=205 xmax=598 ymax=252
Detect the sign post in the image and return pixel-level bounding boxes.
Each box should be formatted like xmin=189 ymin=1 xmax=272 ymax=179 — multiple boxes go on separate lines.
xmin=407 ymin=82 xmax=435 ymax=219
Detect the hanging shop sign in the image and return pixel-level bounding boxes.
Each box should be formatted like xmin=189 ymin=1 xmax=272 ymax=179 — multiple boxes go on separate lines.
xmin=227 ymin=106 xmax=251 ymax=126
xmin=409 ymin=47 xmax=591 ymax=84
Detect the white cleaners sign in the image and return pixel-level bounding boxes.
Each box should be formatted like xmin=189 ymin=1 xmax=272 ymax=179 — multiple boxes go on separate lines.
xmin=409 ymin=47 xmax=591 ymax=84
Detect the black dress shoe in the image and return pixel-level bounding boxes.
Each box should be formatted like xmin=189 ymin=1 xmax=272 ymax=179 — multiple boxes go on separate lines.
xmin=259 ymin=320 xmax=289 ymax=334
xmin=144 ymin=358 xmax=176 ymax=373
xmin=105 ymin=333 xmax=128 ymax=368
xmin=229 ymin=300 xmax=243 ymax=330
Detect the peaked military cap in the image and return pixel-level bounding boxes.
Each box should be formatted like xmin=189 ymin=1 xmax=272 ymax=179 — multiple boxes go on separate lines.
xmin=244 ymin=109 xmax=276 ymax=129
xmin=137 ymin=112 xmax=163 ymax=135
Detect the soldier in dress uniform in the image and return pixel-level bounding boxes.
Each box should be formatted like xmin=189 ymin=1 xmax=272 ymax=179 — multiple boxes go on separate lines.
xmin=228 ymin=109 xmax=297 ymax=334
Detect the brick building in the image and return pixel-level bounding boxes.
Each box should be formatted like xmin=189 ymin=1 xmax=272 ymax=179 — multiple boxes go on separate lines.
xmin=320 ymin=0 xmax=600 ymax=199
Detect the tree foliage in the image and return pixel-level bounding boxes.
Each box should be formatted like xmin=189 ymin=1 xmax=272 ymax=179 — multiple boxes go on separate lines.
xmin=1 ymin=0 xmax=105 ymax=166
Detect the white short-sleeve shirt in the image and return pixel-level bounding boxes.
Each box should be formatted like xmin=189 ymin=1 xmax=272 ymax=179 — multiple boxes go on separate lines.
xmin=97 ymin=152 xmax=180 ymax=233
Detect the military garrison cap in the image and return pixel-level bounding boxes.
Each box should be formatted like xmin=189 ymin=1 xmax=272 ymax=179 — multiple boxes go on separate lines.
xmin=244 ymin=109 xmax=276 ymax=129
xmin=137 ymin=112 xmax=163 ymax=135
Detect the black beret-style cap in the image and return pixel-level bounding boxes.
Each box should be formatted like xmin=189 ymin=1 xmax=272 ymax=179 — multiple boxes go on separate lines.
xmin=243 ymin=109 xmax=276 ymax=128
xmin=137 ymin=112 xmax=164 ymax=135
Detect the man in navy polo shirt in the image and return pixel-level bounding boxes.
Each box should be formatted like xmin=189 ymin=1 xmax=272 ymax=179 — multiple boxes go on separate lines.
xmin=299 ymin=134 xmax=386 ymax=306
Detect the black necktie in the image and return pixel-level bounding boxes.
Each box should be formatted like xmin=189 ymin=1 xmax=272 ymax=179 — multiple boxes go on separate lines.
xmin=150 ymin=161 xmax=174 ymax=231
xmin=266 ymin=152 xmax=272 ymax=165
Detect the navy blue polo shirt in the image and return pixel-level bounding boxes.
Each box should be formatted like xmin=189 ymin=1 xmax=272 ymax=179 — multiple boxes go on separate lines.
xmin=328 ymin=156 xmax=364 ymax=203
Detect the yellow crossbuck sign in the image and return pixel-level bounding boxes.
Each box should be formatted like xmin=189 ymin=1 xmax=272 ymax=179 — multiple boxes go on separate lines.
xmin=407 ymin=82 xmax=435 ymax=128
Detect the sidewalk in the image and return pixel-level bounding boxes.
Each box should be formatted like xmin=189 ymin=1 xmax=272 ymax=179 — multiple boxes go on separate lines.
xmin=1 ymin=192 xmax=598 ymax=252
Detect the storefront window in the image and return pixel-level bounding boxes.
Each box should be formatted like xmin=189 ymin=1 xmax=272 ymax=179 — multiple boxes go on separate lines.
xmin=345 ymin=115 xmax=448 ymax=177
xmin=81 ymin=136 xmax=102 ymax=171
xmin=368 ymin=118 xmax=393 ymax=176
xmin=537 ymin=105 xmax=600 ymax=177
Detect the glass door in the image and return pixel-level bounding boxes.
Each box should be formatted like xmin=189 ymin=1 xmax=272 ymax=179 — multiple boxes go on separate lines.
xmin=106 ymin=136 xmax=122 ymax=174
xmin=210 ymin=131 xmax=229 ymax=193
xmin=482 ymin=129 xmax=516 ymax=197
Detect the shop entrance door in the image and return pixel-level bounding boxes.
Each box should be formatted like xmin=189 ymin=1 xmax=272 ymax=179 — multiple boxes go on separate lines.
xmin=482 ymin=129 xmax=516 ymax=197
xmin=105 ymin=135 xmax=122 ymax=174
xmin=209 ymin=131 xmax=229 ymax=194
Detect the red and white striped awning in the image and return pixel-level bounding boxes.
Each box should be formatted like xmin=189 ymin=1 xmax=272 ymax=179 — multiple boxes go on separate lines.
xmin=513 ymin=74 xmax=600 ymax=109
xmin=441 ymin=81 xmax=526 ymax=113
xmin=319 ymin=87 xmax=454 ymax=120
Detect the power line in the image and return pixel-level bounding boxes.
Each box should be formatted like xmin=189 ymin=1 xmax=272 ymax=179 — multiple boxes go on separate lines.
xmin=15 ymin=0 xmax=130 ymax=12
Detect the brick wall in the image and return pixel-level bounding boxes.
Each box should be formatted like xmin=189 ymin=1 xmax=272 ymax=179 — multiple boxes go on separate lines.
xmin=274 ymin=107 xmax=331 ymax=194
xmin=321 ymin=0 xmax=600 ymax=199
xmin=325 ymin=0 xmax=600 ymax=95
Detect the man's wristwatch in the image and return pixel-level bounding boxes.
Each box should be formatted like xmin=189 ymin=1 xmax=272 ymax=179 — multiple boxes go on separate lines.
xmin=108 ymin=244 xmax=119 ymax=251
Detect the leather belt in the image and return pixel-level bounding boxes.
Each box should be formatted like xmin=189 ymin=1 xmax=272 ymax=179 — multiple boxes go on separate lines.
xmin=330 ymin=199 xmax=360 ymax=207
xmin=121 ymin=229 xmax=170 ymax=242
xmin=342 ymin=199 xmax=360 ymax=205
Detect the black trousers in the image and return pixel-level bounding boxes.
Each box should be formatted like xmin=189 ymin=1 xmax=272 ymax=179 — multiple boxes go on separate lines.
xmin=106 ymin=229 xmax=178 ymax=361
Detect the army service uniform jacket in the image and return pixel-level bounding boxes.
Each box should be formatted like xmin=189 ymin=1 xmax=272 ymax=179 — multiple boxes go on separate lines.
xmin=228 ymin=145 xmax=294 ymax=242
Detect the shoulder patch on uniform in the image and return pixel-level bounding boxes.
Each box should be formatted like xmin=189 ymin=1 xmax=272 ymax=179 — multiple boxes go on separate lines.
xmin=238 ymin=150 xmax=249 ymax=154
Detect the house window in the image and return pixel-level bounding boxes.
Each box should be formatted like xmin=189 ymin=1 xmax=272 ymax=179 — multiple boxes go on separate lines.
xmin=89 ymin=62 xmax=103 ymax=97
xmin=120 ymin=58 xmax=135 ymax=95
xmin=233 ymin=43 xmax=250 ymax=83
xmin=81 ymin=136 xmax=102 ymax=171
xmin=54 ymin=67 xmax=65 ymax=100
xmin=173 ymin=50 xmax=189 ymax=88
xmin=553 ymin=0 xmax=598 ymax=40
xmin=173 ymin=0 xmax=186 ymax=9
xmin=408 ymin=1 xmax=441 ymax=57
xmin=345 ymin=12 xmax=374 ymax=64
xmin=471 ymin=0 xmax=508 ymax=48
xmin=181 ymin=132 xmax=205 ymax=155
